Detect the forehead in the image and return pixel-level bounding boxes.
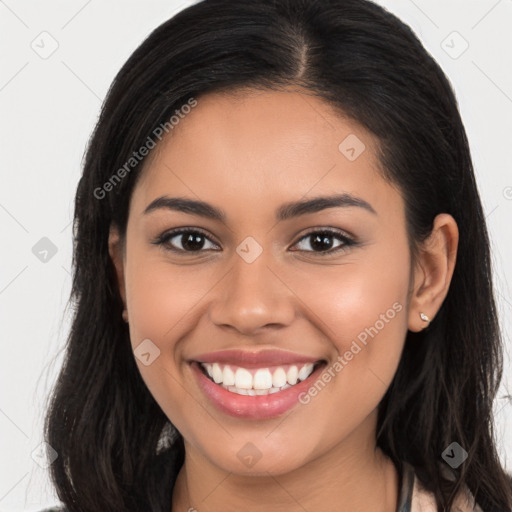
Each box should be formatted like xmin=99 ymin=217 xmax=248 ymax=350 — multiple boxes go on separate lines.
xmin=132 ymin=88 xmax=401 ymax=221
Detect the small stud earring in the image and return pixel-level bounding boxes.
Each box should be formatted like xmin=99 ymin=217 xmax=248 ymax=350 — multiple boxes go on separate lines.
xmin=419 ymin=312 xmax=430 ymax=327
xmin=122 ymin=309 xmax=128 ymax=323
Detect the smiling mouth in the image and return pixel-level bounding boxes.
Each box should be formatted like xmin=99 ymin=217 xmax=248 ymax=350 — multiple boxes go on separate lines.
xmin=197 ymin=360 xmax=325 ymax=396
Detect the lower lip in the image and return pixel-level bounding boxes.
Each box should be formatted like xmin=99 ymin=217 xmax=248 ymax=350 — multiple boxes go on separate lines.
xmin=190 ymin=361 xmax=325 ymax=420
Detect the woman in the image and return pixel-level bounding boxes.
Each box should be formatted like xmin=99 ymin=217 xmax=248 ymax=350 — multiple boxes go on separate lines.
xmin=42 ymin=0 xmax=512 ymax=510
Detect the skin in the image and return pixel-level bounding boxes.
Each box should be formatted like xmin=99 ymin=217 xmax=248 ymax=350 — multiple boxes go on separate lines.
xmin=109 ymin=88 xmax=459 ymax=512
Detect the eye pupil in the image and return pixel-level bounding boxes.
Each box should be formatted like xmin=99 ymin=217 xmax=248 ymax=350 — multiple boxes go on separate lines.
xmin=311 ymin=233 xmax=334 ymax=251
xmin=182 ymin=233 xmax=205 ymax=251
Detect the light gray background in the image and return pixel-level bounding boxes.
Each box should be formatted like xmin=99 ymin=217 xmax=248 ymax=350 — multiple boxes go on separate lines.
xmin=1 ymin=1 xmax=511 ymax=510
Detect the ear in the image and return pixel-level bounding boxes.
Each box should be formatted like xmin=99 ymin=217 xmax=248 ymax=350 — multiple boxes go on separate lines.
xmin=108 ymin=223 xmax=127 ymax=308
xmin=408 ymin=213 xmax=459 ymax=332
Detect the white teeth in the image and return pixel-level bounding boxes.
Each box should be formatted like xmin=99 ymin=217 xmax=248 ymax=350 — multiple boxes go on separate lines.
xmin=228 ymin=385 xmax=284 ymax=395
xmin=223 ymin=365 xmax=235 ymax=386
xmin=298 ymin=363 xmax=314 ymax=381
xmin=272 ymin=367 xmax=287 ymax=388
xmin=287 ymin=366 xmax=298 ymax=385
xmin=253 ymin=368 xmax=273 ymax=390
xmin=212 ymin=363 xmax=223 ymax=384
xmin=200 ymin=361 xmax=318 ymax=395
xmin=235 ymin=367 xmax=253 ymax=389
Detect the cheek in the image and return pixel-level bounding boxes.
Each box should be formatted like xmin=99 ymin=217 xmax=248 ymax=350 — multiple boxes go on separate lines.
xmin=287 ymin=242 xmax=411 ymax=392
xmin=125 ymin=252 xmax=211 ymax=346
xmin=123 ymin=248 xmax=214 ymax=410
xmin=278 ymin=264 xmax=409 ymax=445
xmin=123 ymin=260 xmax=215 ymax=442
xmin=294 ymin=249 xmax=409 ymax=340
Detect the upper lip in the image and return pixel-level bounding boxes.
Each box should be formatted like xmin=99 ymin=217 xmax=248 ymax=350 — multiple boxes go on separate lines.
xmin=191 ymin=349 xmax=324 ymax=368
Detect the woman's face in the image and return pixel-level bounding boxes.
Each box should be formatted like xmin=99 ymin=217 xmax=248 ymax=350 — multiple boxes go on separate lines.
xmin=111 ymin=88 xmax=418 ymax=475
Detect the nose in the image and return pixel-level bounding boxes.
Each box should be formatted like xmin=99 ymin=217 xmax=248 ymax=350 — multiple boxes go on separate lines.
xmin=208 ymin=248 xmax=296 ymax=336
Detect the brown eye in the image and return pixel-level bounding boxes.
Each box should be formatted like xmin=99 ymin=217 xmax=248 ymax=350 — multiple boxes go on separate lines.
xmin=291 ymin=229 xmax=355 ymax=255
xmin=154 ymin=229 xmax=220 ymax=253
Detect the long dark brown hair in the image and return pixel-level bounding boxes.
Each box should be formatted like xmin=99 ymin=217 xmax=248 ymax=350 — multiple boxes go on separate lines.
xmin=44 ymin=0 xmax=512 ymax=510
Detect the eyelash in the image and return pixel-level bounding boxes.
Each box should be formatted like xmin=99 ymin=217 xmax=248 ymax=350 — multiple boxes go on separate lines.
xmin=152 ymin=227 xmax=357 ymax=256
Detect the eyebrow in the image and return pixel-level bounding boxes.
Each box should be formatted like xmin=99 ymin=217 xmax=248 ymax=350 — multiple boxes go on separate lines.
xmin=143 ymin=193 xmax=377 ymax=222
